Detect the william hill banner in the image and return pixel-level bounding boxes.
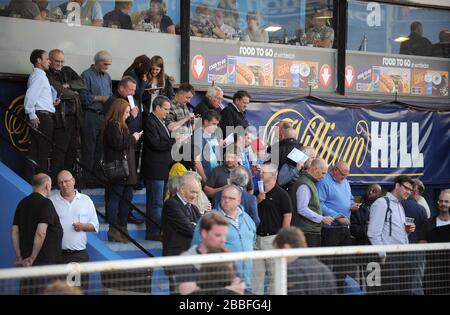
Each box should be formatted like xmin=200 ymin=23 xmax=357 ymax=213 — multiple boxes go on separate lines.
xmin=244 ymin=98 xmax=450 ymax=185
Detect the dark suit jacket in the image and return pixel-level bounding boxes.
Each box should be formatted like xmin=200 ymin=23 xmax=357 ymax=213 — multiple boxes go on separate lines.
xmin=141 ymin=112 xmax=175 ymax=180
xmin=194 ymin=99 xmax=215 ymax=118
xmin=219 ymin=103 xmax=249 ymax=138
xmin=162 ymin=195 xmax=201 ymax=256
xmin=268 ymin=138 xmax=303 ymax=170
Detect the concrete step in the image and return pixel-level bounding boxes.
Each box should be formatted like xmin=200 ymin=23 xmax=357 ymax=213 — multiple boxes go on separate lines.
xmin=105 ymin=240 xmax=162 ymax=258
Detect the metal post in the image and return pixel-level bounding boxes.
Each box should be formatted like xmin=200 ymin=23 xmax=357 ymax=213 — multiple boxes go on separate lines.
xmin=180 ymin=0 xmax=191 ymax=83
xmin=272 ymin=257 xmax=288 ymax=295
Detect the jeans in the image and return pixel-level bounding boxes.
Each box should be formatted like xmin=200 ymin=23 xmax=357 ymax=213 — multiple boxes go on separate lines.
xmin=106 ymin=184 xmax=133 ymax=226
xmin=145 ymin=179 xmax=166 ymax=236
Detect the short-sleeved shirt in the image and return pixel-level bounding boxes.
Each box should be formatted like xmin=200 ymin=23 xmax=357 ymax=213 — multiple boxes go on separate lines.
xmin=103 ymin=9 xmax=133 ymax=30
xmin=8 ymin=0 xmax=40 ymax=19
xmin=13 ymin=192 xmax=63 ymax=264
xmin=159 ymin=15 xmax=174 ymax=33
xmin=257 ymin=184 xmax=292 ymax=235
xmin=206 ymin=165 xmax=253 ymax=192
xmin=306 ymin=25 xmax=334 ymax=48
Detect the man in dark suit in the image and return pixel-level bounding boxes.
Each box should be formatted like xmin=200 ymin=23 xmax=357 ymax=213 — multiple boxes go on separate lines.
xmin=162 ymin=173 xmax=202 ymax=256
xmin=219 ymin=90 xmax=250 ymax=139
xmin=141 ymin=95 xmax=176 ymax=240
xmin=162 ymin=172 xmax=202 ymax=294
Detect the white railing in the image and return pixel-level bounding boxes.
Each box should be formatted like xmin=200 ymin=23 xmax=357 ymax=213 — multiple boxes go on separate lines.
xmin=1 ymin=243 xmax=449 ymax=295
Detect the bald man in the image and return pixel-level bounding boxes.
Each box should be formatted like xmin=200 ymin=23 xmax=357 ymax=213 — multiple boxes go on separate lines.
xmin=289 ymin=158 xmax=333 ymax=248
xmin=12 ymin=173 xmax=63 ymax=270
xmin=49 ymin=170 xmax=98 ymax=290
xmin=350 ymin=184 xmax=382 ymax=245
xmin=317 ymin=161 xmax=360 ymax=246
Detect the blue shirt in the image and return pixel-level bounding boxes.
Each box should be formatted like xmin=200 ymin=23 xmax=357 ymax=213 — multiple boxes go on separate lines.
xmin=81 ymin=0 xmax=103 ymax=21
xmin=316 ymin=172 xmax=353 ymax=228
xmin=191 ymin=207 xmax=256 ymax=290
xmin=24 ymin=68 xmax=55 ymax=119
xmin=368 ymin=192 xmax=409 ymax=246
xmin=80 ymin=65 xmax=112 ymax=111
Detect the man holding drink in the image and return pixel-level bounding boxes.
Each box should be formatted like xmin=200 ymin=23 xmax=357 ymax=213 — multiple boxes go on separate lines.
xmin=368 ymin=175 xmax=416 ymax=294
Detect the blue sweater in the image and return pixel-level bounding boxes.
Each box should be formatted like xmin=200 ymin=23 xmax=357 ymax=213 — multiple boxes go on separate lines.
xmin=191 ymin=207 xmax=256 ymax=290
xmin=316 ymin=173 xmax=353 ymax=228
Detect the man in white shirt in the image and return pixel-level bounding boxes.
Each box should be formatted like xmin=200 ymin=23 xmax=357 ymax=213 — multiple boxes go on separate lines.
xmin=50 ymin=170 xmax=99 ymax=290
xmin=24 ymin=49 xmax=60 ymax=182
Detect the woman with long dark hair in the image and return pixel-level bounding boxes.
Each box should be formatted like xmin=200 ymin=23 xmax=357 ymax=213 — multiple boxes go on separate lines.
xmin=123 ymin=54 xmax=152 ymax=115
xmin=148 ymin=55 xmax=175 ymax=105
xmin=103 ymin=99 xmax=143 ymax=242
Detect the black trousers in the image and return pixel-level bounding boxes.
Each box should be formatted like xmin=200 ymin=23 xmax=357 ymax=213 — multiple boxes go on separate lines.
xmin=304 ymin=233 xmax=321 ymax=247
xmin=25 ymin=112 xmax=54 ymax=182
xmin=321 ymin=227 xmax=353 ymax=293
xmin=61 ymin=249 xmax=89 ymax=292
xmin=81 ymin=111 xmax=104 ymax=185
xmin=51 ymin=115 xmax=80 ymax=181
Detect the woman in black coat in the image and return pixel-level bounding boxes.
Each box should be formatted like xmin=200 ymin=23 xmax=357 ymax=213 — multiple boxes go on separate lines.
xmin=103 ymin=99 xmax=143 ymax=242
xmin=123 ymin=55 xmax=153 ymax=116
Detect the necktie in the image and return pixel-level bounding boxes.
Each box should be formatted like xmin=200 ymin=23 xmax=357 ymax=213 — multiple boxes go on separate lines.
xmin=186 ymin=203 xmax=195 ymax=222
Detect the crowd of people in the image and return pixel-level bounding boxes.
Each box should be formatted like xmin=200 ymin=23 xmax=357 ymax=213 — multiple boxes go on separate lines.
xmin=2 ymin=0 xmax=336 ymax=47
xmin=10 ymin=46 xmax=450 ymax=295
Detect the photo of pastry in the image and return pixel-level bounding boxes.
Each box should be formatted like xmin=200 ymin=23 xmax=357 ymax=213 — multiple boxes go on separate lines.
xmin=274 ymin=60 xmax=319 ymax=89
xmin=412 ymin=69 xmax=449 ymax=97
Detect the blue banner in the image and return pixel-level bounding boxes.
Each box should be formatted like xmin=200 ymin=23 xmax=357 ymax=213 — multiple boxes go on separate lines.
xmin=244 ymin=98 xmax=450 ymax=185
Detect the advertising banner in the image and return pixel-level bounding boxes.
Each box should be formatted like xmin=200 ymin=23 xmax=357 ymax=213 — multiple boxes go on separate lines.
xmin=346 ymin=51 xmax=450 ymax=99
xmin=190 ymin=37 xmax=336 ymax=92
xmin=245 ymin=98 xmax=450 ymax=184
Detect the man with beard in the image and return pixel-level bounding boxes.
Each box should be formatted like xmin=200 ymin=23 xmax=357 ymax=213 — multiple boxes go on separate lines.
xmin=419 ymin=189 xmax=450 ymax=294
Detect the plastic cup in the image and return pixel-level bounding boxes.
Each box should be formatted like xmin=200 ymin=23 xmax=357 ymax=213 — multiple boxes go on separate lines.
xmin=405 ymin=217 xmax=415 ymax=232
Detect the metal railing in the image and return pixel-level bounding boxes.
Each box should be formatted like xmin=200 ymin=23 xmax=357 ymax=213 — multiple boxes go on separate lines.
xmin=1 ymin=243 xmax=449 ymax=295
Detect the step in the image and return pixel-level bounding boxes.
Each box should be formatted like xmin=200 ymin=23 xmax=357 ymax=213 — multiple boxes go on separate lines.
xmin=105 ymin=240 xmax=162 ymax=258
xmin=98 ymin=223 xmax=146 ymax=241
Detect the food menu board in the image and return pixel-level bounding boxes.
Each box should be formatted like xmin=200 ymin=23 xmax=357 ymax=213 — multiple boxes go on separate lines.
xmin=346 ymin=51 xmax=449 ymax=98
xmin=190 ymin=37 xmax=336 ymax=92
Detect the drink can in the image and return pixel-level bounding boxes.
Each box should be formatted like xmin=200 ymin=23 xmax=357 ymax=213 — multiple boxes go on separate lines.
xmin=424 ymin=73 xmax=433 ymax=95
xmin=290 ymin=64 xmax=301 ymax=88
xmin=227 ymin=56 xmax=237 ymax=84
xmin=372 ymin=67 xmax=380 ymax=92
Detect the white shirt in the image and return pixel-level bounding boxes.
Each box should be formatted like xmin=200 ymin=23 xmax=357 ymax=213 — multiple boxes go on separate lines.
xmin=24 ymin=68 xmax=55 ymax=120
xmin=436 ymin=217 xmax=450 ymax=227
xmin=50 ymin=191 xmax=99 ymax=250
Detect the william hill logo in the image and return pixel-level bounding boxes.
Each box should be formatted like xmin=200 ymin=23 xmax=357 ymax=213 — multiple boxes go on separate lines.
xmin=263 ymin=108 xmax=425 ymax=170
xmin=4 ymin=95 xmax=30 ymax=152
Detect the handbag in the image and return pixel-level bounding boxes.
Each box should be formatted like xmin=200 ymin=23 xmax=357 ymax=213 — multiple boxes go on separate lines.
xmin=102 ymin=154 xmax=129 ymax=183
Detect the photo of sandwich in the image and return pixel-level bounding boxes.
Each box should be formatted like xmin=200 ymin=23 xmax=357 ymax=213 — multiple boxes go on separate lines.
xmin=236 ymin=57 xmax=273 ymax=87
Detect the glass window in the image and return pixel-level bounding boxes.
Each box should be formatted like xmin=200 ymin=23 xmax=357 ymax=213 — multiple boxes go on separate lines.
xmin=189 ymin=0 xmax=335 ymax=48
xmin=0 ymin=0 xmax=180 ymax=34
xmin=347 ymin=1 xmax=450 ymax=58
